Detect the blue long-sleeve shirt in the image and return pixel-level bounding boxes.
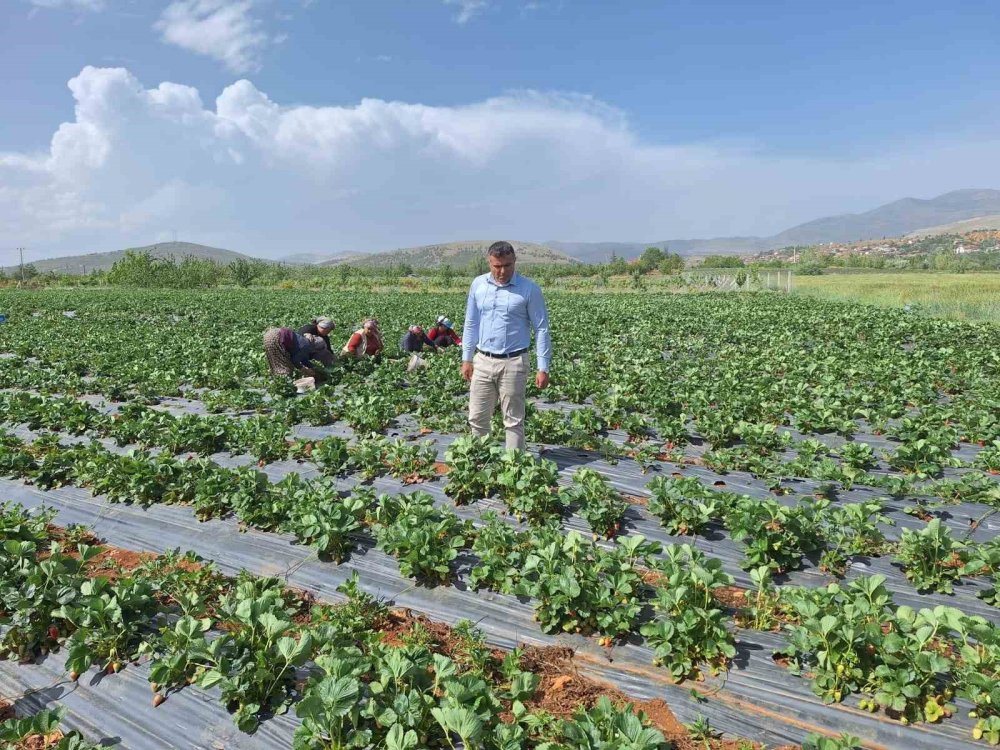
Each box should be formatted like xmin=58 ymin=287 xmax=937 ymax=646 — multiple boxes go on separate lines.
xmin=462 ymin=272 xmax=552 ymax=372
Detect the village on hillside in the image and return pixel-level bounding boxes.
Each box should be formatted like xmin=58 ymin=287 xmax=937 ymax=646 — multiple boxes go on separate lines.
xmin=746 ymin=229 xmax=1000 ymax=268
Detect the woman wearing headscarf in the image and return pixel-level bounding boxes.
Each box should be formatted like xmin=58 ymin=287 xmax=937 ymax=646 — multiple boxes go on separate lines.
xmin=341 ymin=318 xmax=384 ymax=358
xmin=263 ymin=328 xmax=329 ymax=378
xmin=298 ymin=317 xmax=335 ymax=365
xmin=427 ymin=316 xmax=462 ymax=348
xmin=400 ymin=325 xmax=438 ymax=354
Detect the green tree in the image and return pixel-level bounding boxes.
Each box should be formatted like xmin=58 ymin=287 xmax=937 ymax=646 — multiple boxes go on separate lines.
xmin=469 ymin=256 xmax=489 ymax=275
xmin=658 ymin=253 xmax=684 ymax=275
xmin=437 ymin=263 xmax=456 ymax=288
xmin=638 ymin=246 xmax=664 ymax=272
xmin=607 ymin=253 xmax=628 ymax=275
xmin=229 ymin=258 xmax=262 ymax=287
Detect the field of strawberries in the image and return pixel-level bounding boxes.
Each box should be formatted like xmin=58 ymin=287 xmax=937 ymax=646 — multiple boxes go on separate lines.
xmin=0 ymin=287 xmax=998 ymax=750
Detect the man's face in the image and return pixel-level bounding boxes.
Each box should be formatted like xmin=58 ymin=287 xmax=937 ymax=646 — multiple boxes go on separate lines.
xmin=488 ymin=253 xmax=516 ymax=285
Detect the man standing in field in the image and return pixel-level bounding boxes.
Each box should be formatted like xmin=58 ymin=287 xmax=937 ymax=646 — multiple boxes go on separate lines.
xmin=462 ymin=241 xmax=551 ymax=451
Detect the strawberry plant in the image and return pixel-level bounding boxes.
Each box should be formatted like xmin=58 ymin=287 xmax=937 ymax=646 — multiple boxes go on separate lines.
xmin=726 ymin=496 xmax=827 ymax=573
xmin=778 ymin=576 xmax=892 ymax=705
xmin=348 ymin=436 xmax=390 ymax=481
xmin=374 ymin=493 xmax=469 ymax=583
xmin=0 ymin=539 xmax=94 ymax=660
xmin=443 ymin=435 xmax=502 ymax=504
xmin=227 ymin=415 xmax=291 ymax=462
xmin=384 ymin=438 xmax=438 ymax=483
xmin=646 ymin=476 xmax=724 ymax=536
xmin=641 ymin=544 xmax=736 ymax=679
xmin=836 ymin=441 xmax=878 ymax=470
xmin=190 ymin=576 xmax=315 ymax=732
xmin=564 ymin=467 xmax=627 ymax=538
xmin=59 ymin=575 xmax=159 ymax=676
xmin=895 ymin=519 xmax=967 ymax=593
xmin=469 ymin=512 xmax=539 ymax=594
xmin=494 ymin=450 xmax=564 ymax=523
xmin=285 ymin=483 xmax=370 ymax=562
xmin=559 ymin=695 xmax=668 ymax=749
xmin=0 ymin=706 xmax=104 ymax=750
xmin=977 ymin=439 xmax=1000 ymax=473
xmin=515 ymin=532 xmax=658 ymax=639
xmin=819 ymin=500 xmax=894 ymax=577
xmin=801 ymin=733 xmax=866 ymax=750
xmin=955 ymin=616 xmax=1000 ymax=744
xmin=738 ymin=565 xmax=784 ymax=631
xmin=305 ymin=436 xmax=352 ymax=476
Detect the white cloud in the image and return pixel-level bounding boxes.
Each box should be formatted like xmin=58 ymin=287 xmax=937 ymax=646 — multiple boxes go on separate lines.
xmin=2 ymin=65 xmax=999 ymax=259
xmin=155 ymin=0 xmax=271 ymax=73
xmin=444 ymin=0 xmax=489 ymax=24
xmin=27 ymin=0 xmax=106 ymax=10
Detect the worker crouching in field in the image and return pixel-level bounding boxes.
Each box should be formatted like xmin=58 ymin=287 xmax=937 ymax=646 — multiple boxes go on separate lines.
xmin=428 ymin=316 xmax=461 ymax=348
xmin=342 ymin=318 xmax=384 ymax=358
xmin=400 ymin=325 xmax=438 ymax=354
xmin=263 ymin=328 xmax=330 ymax=381
xmin=297 ymin=317 xmax=335 ymax=365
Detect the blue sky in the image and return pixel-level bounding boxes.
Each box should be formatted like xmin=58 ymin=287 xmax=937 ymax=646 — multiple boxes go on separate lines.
xmin=1 ymin=0 xmax=999 ymax=261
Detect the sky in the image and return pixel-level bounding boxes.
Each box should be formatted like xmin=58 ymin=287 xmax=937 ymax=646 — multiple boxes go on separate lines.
xmin=1 ymin=0 xmax=999 ymax=262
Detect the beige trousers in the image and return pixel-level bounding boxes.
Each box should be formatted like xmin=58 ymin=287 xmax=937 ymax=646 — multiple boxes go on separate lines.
xmin=468 ymin=351 xmax=529 ymax=451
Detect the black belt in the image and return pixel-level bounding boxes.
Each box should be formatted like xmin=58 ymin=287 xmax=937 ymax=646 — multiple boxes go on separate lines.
xmin=476 ymin=347 xmax=528 ymax=359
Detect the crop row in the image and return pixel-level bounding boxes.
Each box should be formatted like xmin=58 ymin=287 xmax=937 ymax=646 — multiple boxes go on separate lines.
xmin=4 ymin=389 xmax=1000 ymax=531
xmin=4 ymin=428 xmax=999 ymax=602
xmin=1 ymin=501 xmax=701 ymax=749
xmin=1 ymin=291 xmax=998 ymax=458
xmin=4 ymin=433 xmax=1000 ymax=742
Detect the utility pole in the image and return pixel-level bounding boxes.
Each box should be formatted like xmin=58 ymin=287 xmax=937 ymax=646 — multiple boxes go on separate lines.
xmin=18 ymin=247 xmax=25 ymax=285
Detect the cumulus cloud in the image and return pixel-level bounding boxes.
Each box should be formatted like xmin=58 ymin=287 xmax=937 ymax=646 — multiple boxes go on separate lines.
xmin=2 ymin=65 xmax=999 ymax=259
xmin=155 ymin=0 xmax=271 ymax=73
xmin=444 ymin=0 xmax=489 ymax=24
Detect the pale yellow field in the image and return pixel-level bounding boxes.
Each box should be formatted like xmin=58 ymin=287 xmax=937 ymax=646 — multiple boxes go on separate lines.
xmin=793 ymin=273 xmax=1000 ymax=322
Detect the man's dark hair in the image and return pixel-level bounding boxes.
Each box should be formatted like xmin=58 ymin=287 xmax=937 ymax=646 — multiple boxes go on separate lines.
xmin=487 ymin=241 xmax=516 ymax=258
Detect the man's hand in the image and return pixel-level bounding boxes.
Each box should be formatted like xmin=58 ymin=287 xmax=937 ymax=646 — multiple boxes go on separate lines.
xmin=462 ymin=361 xmax=474 ymax=381
xmin=535 ymin=371 xmax=549 ymax=389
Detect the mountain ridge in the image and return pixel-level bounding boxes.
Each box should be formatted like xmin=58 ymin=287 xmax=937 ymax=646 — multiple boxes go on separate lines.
xmin=3 ymin=241 xmax=256 ymax=276
xmin=548 ymin=188 xmax=1000 ymax=262
xmin=8 ymin=189 xmax=999 ymax=272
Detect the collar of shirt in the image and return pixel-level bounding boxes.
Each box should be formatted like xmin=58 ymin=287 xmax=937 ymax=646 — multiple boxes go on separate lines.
xmin=486 ymin=271 xmax=520 ymax=289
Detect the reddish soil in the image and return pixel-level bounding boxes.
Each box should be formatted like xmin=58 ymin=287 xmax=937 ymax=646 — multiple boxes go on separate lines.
xmin=15 ymin=732 xmax=66 ymax=750
xmin=45 ymin=525 xmax=99 ymax=547
xmin=622 ymin=494 xmax=648 ymax=507
xmin=713 ymin=585 xmax=750 ymax=610
xmin=941 ymin=552 xmax=966 ymax=570
xmin=518 ymin=646 xmax=762 ymax=750
xmin=85 ymin=548 xmax=156 ymax=580
xmin=433 ymin=461 xmax=450 ymax=475
xmin=379 ymin=609 xmax=507 ymax=667
xmin=0 ymin=697 xmax=14 ymax=722
xmin=640 ymin=568 xmax=668 ymax=588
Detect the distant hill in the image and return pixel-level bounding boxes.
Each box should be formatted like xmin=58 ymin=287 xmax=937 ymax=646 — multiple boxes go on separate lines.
xmin=906 ymin=214 xmax=1000 ymax=237
xmin=547 ymin=188 xmax=1000 ymax=262
xmin=279 ymin=252 xmax=354 ymax=265
xmin=4 ymin=242 xmax=258 ymax=276
xmin=320 ymin=241 xmax=577 ymax=268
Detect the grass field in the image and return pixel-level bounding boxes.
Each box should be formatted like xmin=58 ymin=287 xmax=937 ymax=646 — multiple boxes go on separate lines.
xmin=793 ymin=272 xmax=1000 ymax=322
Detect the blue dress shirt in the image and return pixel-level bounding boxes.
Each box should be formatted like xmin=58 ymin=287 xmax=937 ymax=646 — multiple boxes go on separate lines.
xmin=462 ymin=272 xmax=552 ymax=372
